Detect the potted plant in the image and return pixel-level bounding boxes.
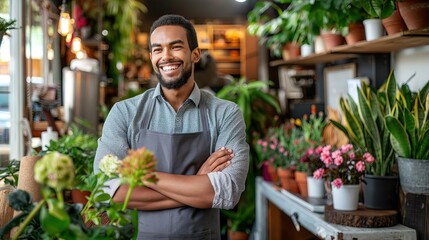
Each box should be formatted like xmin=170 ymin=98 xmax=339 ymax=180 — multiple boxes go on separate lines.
xmin=384 ymin=72 xmax=429 ymax=194
xmin=351 ymin=0 xmax=396 ymax=40
xmin=0 ymin=147 xmax=158 ymax=239
xmin=216 ymin=77 xmax=280 ymax=237
xmin=43 ymin=125 xmax=98 ymax=203
xmin=247 ymin=0 xmax=297 ymax=58
xmin=294 ymin=107 xmax=328 ymax=197
xmin=313 ymin=144 xmax=375 ymax=211
xmin=330 ymin=77 xmax=399 ymax=209
xmin=0 ymin=17 xmax=17 ymax=47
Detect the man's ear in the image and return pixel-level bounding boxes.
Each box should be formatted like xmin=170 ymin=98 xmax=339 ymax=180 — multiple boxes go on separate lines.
xmin=192 ymin=48 xmax=201 ymax=63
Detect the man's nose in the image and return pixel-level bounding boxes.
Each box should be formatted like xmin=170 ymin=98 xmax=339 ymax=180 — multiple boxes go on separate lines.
xmin=161 ymin=49 xmax=173 ymax=61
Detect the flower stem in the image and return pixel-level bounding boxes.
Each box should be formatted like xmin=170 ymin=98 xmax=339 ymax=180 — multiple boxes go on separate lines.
xmin=12 ymin=199 xmax=46 ymax=240
xmin=122 ymin=185 xmax=134 ymax=211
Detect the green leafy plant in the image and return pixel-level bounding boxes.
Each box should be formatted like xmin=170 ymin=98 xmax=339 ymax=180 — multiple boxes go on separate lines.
xmin=330 ymin=80 xmax=396 ymax=176
xmin=103 ymin=0 xmax=147 ymax=85
xmin=0 ymin=152 xmax=137 ymax=239
xmin=384 ymin=72 xmax=429 ymax=159
xmin=216 ymin=78 xmax=281 ymax=234
xmin=0 ymin=17 xmax=17 ymax=46
xmin=351 ymin=0 xmax=395 ymax=19
xmin=0 ymin=159 xmax=20 ymax=188
xmin=43 ymin=125 xmax=98 ymax=189
xmin=216 ymin=77 xmax=281 ymax=135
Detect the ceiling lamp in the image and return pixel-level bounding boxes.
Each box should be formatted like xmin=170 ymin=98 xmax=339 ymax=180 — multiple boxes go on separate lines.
xmin=57 ymin=0 xmax=73 ymax=36
xmin=235 ymin=0 xmax=246 ymax=2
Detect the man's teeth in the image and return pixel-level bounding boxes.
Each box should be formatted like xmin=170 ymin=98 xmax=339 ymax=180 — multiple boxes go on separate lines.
xmin=162 ymin=65 xmax=179 ymax=71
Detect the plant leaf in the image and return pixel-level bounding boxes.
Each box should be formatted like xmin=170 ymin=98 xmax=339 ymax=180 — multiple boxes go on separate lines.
xmin=385 ymin=115 xmax=411 ymax=157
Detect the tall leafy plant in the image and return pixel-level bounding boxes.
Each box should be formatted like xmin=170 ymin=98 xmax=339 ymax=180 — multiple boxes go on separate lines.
xmin=330 ymin=80 xmax=395 ymax=176
xmin=103 ymin=0 xmax=147 ymax=85
xmin=216 ymin=78 xmax=280 ymax=233
xmin=384 ymin=72 xmax=429 ymax=159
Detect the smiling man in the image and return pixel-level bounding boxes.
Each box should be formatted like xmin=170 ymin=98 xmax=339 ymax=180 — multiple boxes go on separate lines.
xmin=94 ymin=14 xmax=249 ymax=239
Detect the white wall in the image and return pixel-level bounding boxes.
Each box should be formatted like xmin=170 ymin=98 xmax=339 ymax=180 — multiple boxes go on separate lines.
xmin=392 ymin=45 xmax=429 ymax=91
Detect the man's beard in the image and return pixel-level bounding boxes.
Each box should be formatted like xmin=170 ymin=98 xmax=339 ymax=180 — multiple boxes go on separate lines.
xmin=156 ymin=65 xmax=193 ymax=89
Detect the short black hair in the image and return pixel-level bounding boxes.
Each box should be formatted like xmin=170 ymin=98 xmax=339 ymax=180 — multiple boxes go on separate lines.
xmin=149 ymin=14 xmax=199 ymax=51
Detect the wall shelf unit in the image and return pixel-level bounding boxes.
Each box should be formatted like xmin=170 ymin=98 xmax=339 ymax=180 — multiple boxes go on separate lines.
xmin=270 ymin=28 xmax=429 ymax=67
xmin=194 ymin=24 xmax=246 ymax=77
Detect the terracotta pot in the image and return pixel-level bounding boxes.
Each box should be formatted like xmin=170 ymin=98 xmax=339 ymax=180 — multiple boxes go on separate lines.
xmin=345 ymin=22 xmax=365 ymax=45
xmin=282 ymin=42 xmax=301 ymax=60
xmin=267 ymin=162 xmax=278 ymax=184
xmin=294 ymin=171 xmax=308 ymax=197
xmin=320 ymin=32 xmax=344 ymax=51
xmin=277 ymin=167 xmax=299 ymax=193
xmin=17 ymin=156 xmax=42 ymax=202
xmin=398 ymin=0 xmax=429 ymax=30
xmin=228 ymin=230 xmax=249 ymax=240
xmin=71 ymin=189 xmax=91 ymax=205
xmin=0 ymin=186 xmax=15 ymax=231
xmin=382 ymin=10 xmax=408 ymax=35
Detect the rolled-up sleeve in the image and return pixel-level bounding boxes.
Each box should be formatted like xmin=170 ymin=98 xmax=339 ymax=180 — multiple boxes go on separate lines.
xmin=208 ymin=104 xmax=249 ymax=209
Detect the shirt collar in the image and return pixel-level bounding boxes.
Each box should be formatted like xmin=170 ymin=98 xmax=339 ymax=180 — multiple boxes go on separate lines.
xmin=152 ymin=83 xmax=201 ymax=106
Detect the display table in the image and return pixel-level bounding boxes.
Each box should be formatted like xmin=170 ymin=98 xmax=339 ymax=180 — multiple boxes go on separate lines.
xmin=254 ymin=177 xmax=417 ymax=240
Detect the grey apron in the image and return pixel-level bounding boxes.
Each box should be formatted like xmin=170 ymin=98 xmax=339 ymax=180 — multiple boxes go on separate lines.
xmin=136 ymin=96 xmax=220 ymax=240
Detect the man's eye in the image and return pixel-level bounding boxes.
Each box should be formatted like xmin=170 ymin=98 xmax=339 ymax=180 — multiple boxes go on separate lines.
xmin=172 ymin=45 xmax=182 ymax=50
xmin=152 ymin=48 xmax=161 ymax=53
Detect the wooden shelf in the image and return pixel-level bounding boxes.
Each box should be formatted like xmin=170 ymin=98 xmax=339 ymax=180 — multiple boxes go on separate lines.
xmin=195 ymin=24 xmax=246 ymax=77
xmin=270 ymin=28 xmax=429 ymax=67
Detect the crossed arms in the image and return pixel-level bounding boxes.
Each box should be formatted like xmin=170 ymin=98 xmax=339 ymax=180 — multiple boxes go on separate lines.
xmin=111 ymin=147 xmax=234 ymax=210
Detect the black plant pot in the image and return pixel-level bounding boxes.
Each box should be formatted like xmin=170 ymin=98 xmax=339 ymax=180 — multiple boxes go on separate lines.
xmin=363 ymin=174 xmax=399 ymax=210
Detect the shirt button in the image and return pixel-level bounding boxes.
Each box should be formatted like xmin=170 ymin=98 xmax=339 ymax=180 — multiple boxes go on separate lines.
xmin=176 ymin=118 xmax=180 ymax=122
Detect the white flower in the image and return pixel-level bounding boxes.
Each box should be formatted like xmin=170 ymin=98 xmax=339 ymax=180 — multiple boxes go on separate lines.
xmin=99 ymin=154 xmax=121 ymax=177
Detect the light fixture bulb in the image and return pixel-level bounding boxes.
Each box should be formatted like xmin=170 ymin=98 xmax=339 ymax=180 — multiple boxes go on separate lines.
xmin=235 ymin=0 xmax=246 ymax=2
xmin=71 ymin=36 xmax=82 ymax=53
xmin=57 ymin=1 xmax=73 ymax=36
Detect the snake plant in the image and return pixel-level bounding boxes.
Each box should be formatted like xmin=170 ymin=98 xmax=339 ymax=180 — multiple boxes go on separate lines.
xmin=330 ymin=79 xmax=395 ymax=176
xmin=384 ymin=72 xmax=429 ymax=160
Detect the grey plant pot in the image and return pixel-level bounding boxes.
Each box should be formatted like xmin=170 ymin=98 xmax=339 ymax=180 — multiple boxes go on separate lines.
xmin=397 ymin=156 xmax=429 ymax=194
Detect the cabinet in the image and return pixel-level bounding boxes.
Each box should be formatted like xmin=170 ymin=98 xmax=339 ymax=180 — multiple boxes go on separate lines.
xmin=194 ymin=24 xmax=246 ymax=78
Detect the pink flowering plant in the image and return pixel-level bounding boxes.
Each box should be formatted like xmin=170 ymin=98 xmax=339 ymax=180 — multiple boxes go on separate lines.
xmin=313 ymin=144 xmax=375 ymax=188
xmin=254 ymin=126 xmax=289 ymax=168
xmin=298 ymin=146 xmax=325 ymax=176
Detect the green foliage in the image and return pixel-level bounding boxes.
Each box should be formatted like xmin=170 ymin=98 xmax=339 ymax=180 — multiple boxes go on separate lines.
xmin=384 ymin=71 xmax=429 ymax=159
xmin=43 ymin=125 xmax=98 ymax=189
xmin=216 ymin=77 xmax=281 ymax=137
xmin=103 ymin=0 xmax=147 ymax=85
xmin=351 ymin=0 xmax=395 ymax=19
xmin=217 ymin=77 xmax=280 ymax=233
xmin=0 ymin=189 xmax=135 ymax=239
xmin=0 ymin=159 xmax=20 ymax=188
xmin=330 ymin=80 xmax=396 ymax=176
xmin=0 ymin=16 xmax=17 ymax=32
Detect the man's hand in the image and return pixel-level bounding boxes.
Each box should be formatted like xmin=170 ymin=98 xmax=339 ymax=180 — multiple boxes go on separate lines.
xmin=197 ymin=147 xmax=233 ymax=175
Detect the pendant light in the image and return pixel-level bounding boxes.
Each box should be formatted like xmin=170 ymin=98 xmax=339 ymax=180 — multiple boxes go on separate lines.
xmin=71 ymin=33 xmax=82 ymax=53
xmin=57 ymin=0 xmax=72 ymax=36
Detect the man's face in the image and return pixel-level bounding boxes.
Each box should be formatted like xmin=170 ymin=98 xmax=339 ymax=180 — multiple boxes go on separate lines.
xmin=149 ymin=25 xmax=200 ymax=89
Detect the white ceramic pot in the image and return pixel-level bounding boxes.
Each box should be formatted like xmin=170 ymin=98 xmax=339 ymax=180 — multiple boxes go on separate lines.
xmin=314 ymin=36 xmax=325 ymax=53
xmin=300 ymin=44 xmax=313 ymax=57
xmin=363 ymin=19 xmax=384 ymax=41
xmin=332 ymin=184 xmax=360 ymax=211
xmin=307 ymin=176 xmax=325 ymax=198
